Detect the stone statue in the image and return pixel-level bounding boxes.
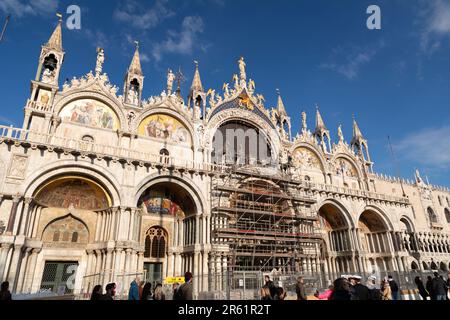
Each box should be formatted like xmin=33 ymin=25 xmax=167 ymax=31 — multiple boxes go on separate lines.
xmin=41 ymin=68 xmax=55 ymax=84
xmin=127 ymin=85 xmax=138 ymax=105
xmin=167 ymin=69 xmax=175 ymax=94
xmin=338 ymin=124 xmax=344 ymax=142
xmin=95 ymin=47 xmax=105 ymax=76
xmin=207 ymin=89 xmax=216 ymax=105
xmin=232 ymin=74 xmax=239 ymax=89
xmin=415 ymin=169 xmax=423 ymax=184
xmin=256 ymin=94 xmax=265 ymax=106
xmin=223 ymin=83 xmax=230 ymax=98
xmin=301 ymin=111 xmax=307 ymax=132
xmin=238 ymin=56 xmax=246 ymax=81
xmin=248 ymin=79 xmax=255 ymax=92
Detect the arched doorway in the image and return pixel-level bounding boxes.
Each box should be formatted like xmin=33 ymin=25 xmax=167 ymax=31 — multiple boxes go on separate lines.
xmin=317 ymin=203 xmax=354 ymax=276
xmin=358 ymin=210 xmax=393 ymax=272
xmin=30 ymin=175 xmax=111 ymax=295
xmin=137 ymin=181 xmax=197 ymax=285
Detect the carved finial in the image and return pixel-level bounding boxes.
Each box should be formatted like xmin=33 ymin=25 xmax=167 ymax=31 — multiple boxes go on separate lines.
xmin=301 ymin=111 xmax=307 ymax=132
xmin=95 ymin=47 xmax=105 ymax=76
xmin=134 ymin=40 xmax=139 ymax=49
xmin=338 ymin=124 xmax=344 ymax=142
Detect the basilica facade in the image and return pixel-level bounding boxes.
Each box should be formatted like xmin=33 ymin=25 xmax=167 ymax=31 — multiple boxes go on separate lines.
xmin=1 ymin=19 xmax=450 ymax=298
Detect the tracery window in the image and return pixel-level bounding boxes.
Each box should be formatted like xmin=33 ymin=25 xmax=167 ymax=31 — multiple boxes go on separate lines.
xmin=427 ymin=207 xmax=438 ymax=223
xmin=144 ymin=227 xmax=167 ymax=258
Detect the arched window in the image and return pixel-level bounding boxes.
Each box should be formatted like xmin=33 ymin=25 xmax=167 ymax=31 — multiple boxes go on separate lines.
xmin=159 ymin=149 xmax=170 ymax=165
xmin=411 ymin=261 xmax=418 ymax=270
xmin=438 ymin=196 xmax=443 ymax=206
xmin=427 ymin=207 xmax=437 ymax=223
xmin=62 ymin=231 xmax=70 ymax=242
xmin=71 ymin=232 xmax=78 ymax=243
xmin=53 ymin=231 xmax=60 ymax=242
xmin=445 ymin=208 xmax=450 ymax=223
xmin=144 ymin=227 xmax=167 ymax=259
xmin=82 ymin=135 xmax=94 ymax=143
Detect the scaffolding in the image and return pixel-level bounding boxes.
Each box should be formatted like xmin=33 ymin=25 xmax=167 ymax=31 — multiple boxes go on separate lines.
xmin=210 ymin=162 xmax=323 ymax=278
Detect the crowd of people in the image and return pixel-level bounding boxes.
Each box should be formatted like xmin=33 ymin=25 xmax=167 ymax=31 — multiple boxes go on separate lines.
xmin=89 ymin=271 xmax=194 ymax=301
xmin=261 ymin=272 xmax=450 ymax=301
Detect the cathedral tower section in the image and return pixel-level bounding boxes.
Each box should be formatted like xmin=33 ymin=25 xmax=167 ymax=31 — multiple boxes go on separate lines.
xmin=123 ymin=42 xmax=144 ymax=108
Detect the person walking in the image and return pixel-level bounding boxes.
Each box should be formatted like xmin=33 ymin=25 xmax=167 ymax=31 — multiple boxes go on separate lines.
xmin=178 ymin=272 xmax=193 ymax=300
xmin=260 ymin=286 xmax=272 ymax=300
xmin=138 ymin=280 xmax=145 ymax=300
xmin=153 ymin=283 xmax=166 ymax=300
xmin=295 ymin=276 xmax=307 ymax=300
xmin=99 ymin=283 xmax=116 ymax=300
xmin=432 ymin=272 xmax=448 ymax=300
xmin=314 ymin=285 xmax=334 ymax=300
xmin=90 ymin=285 xmax=103 ymax=300
xmin=141 ymin=283 xmax=152 ymax=300
xmin=172 ymin=282 xmax=180 ymax=300
xmin=380 ymin=279 xmax=392 ymax=300
xmin=351 ymin=276 xmax=370 ymax=300
xmin=414 ymin=277 xmax=428 ymax=300
xmin=265 ymin=275 xmax=277 ymax=299
xmin=366 ymin=276 xmax=381 ymax=300
xmin=0 ymin=281 xmax=12 ymax=301
xmin=387 ymin=275 xmax=400 ymax=300
xmin=426 ymin=276 xmax=435 ymax=300
xmin=128 ymin=278 xmax=140 ymax=300
xmin=330 ymin=278 xmax=351 ymax=300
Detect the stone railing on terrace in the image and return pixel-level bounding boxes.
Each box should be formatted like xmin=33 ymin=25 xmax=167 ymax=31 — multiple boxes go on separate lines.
xmin=312 ymin=182 xmax=410 ymax=205
xmin=0 ymin=125 xmax=228 ymax=174
xmin=0 ymin=126 xmax=411 ymax=205
xmin=26 ymin=99 xmax=52 ymax=112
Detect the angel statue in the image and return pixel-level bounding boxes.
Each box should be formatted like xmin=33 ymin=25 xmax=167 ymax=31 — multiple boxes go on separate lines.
xmin=207 ymin=89 xmax=216 ymax=105
xmin=95 ymin=47 xmax=105 ymax=76
xmin=238 ymin=56 xmax=246 ymax=81
xmin=41 ymin=68 xmax=55 ymax=84
xmin=256 ymin=94 xmax=265 ymax=106
xmin=223 ymin=83 xmax=230 ymax=98
xmin=248 ymin=79 xmax=255 ymax=92
xmin=232 ymin=74 xmax=239 ymax=89
xmin=167 ymin=69 xmax=176 ymax=94
xmin=337 ymin=124 xmax=344 ymax=143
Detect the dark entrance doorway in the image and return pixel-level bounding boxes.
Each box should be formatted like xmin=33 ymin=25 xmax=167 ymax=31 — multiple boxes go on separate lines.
xmin=40 ymin=261 xmax=78 ymax=294
xmin=144 ymin=262 xmax=163 ymax=284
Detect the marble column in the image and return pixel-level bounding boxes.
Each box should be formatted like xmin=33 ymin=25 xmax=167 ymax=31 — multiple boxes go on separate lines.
xmin=22 ymin=249 xmax=39 ymax=293
xmin=6 ymin=196 xmax=21 ymax=234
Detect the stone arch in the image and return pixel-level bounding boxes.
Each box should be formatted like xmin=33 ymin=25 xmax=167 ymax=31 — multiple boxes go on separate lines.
xmin=206 ymin=108 xmax=281 ymax=161
xmin=422 ymin=261 xmax=429 ymax=270
xmin=332 ymin=153 xmax=363 ymax=180
xmin=136 ymin=107 xmax=195 ymax=147
xmin=53 ymin=92 xmax=127 ymax=131
xmin=22 ymin=160 xmax=121 ymax=206
xmin=440 ymin=261 xmax=448 ymax=272
xmin=399 ymin=215 xmax=415 ymax=232
xmin=430 ymin=261 xmax=438 ymax=270
xmin=411 ymin=261 xmax=419 ymax=270
xmin=41 ymin=213 xmax=89 ymax=245
xmin=289 ymin=142 xmax=326 ymax=172
xmin=317 ymin=199 xmax=355 ymax=229
xmin=134 ymin=173 xmax=205 ymax=215
xmin=357 ymin=205 xmax=394 ymax=232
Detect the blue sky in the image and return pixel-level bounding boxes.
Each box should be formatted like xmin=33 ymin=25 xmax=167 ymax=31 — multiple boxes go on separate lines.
xmin=1 ymin=0 xmax=450 ymax=187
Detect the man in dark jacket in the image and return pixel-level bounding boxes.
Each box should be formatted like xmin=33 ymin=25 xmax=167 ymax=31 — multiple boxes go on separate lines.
xmin=351 ymin=276 xmax=371 ymax=300
xmin=432 ymin=272 xmax=448 ymax=300
xmin=265 ymin=275 xmax=277 ymax=299
xmin=295 ymin=277 xmax=307 ymax=300
xmin=99 ymin=282 xmax=116 ymax=300
xmin=0 ymin=281 xmax=12 ymax=301
xmin=388 ymin=275 xmax=400 ymax=300
xmin=178 ymin=272 xmax=193 ymax=300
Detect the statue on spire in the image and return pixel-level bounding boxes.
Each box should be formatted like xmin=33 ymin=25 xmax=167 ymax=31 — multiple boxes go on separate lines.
xmin=95 ymin=47 xmax=105 ymax=76
xmin=167 ymin=69 xmax=175 ymax=94
xmin=238 ymin=56 xmax=246 ymax=81
xmin=338 ymin=124 xmax=344 ymax=143
xmin=301 ymin=111 xmax=307 ymax=132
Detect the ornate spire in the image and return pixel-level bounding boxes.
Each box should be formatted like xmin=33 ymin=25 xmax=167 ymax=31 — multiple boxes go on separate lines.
xmin=338 ymin=124 xmax=345 ymax=143
xmin=128 ymin=41 xmax=143 ymax=76
xmin=314 ymin=105 xmax=328 ymax=134
xmin=301 ymin=111 xmax=307 ymax=132
xmin=276 ymin=89 xmax=287 ymax=115
xmin=351 ymin=114 xmax=365 ymax=142
xmin=190 ymin=60 xmax=204 ymax=93
xmin=46 ymin=13 xmax=63 ymax=51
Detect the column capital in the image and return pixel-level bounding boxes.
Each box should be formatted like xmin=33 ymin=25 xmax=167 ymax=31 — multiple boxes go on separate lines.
xmin=12 ymin=194 xmax=22 ymax=203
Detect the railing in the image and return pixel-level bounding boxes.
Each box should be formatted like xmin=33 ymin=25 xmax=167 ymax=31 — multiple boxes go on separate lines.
xmin=26 ymin=99 xmax=52 ymax=112
xmin=0 ymin=125 xmax=411 ymax=204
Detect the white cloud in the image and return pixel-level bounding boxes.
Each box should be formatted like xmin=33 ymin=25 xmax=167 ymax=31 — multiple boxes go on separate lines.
xmin=395 ymin=125 xmax=450 ymax=169
xmin=419 ymin=0 xmax=450 ymax=54
xmin=152 ymin=16 xmax=205 ymax=62
xmin=84 ymin=29 xmax=109 ymax=48
xmin=114 ymin=0 xmax=174 ymax=30
xmin=319 ymin=41 xmax=385 ymax=80
xmin=0 ymin=0 xmax=59 ymax=18
xmin=140 ymin=53 xmax=150 ymax=63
